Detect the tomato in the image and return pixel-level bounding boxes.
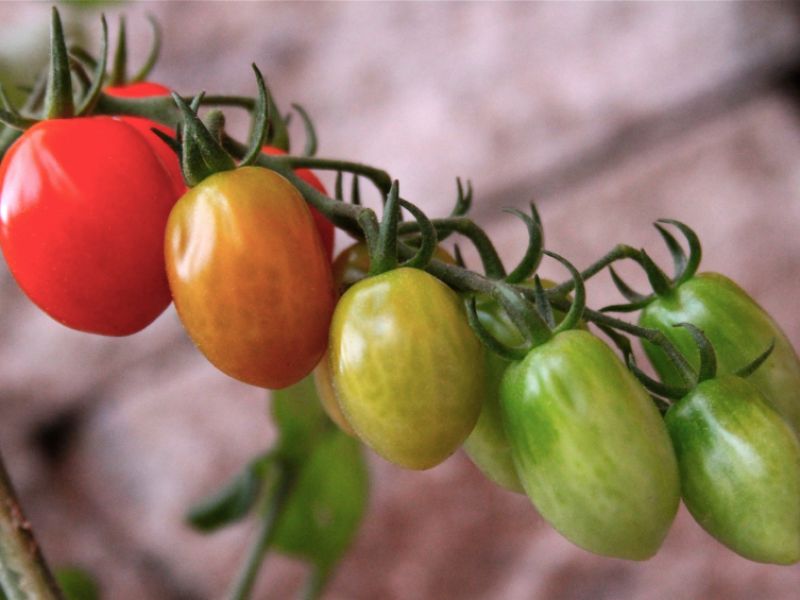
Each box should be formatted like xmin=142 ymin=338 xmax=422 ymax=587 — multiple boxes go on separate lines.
xmin=165 ymin=165 xmax=335 ymax=389
xmin=329 ymin=266 xmax=484 ymax=470
xmin=104 ymin=82 xmax=185 ymax=198
xmin=639 ymin=273 xmax=800 ymax=434
xmin=501 ymin=329 xmax=680 ymax=560
xmin=261 ymin=146 xmax=333 ymax=260
xmin=666 ymin=374 xmax=800 ymax=564
xmin=315 ymin=242 xmax=455 ymax=435
xmin=0 ymin=117 xmax=178 ymax=335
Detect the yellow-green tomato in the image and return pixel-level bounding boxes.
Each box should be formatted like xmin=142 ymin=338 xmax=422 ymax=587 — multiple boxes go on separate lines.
xmin=313 ymin=350 xmax=355 ymax=436
xmin=165 ymin=166 xmax=335 ymax=389
xmin=330 ymin=267 xmax=484 ymax=470
xmin=666 ymin=374 xmax=800 ymax=564
xmin=501 ymin=329 xmax=680 ymax=560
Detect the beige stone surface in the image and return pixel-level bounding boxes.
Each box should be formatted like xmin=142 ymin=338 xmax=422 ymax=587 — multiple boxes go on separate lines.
xmin=1 ymin=2 xmax=800 ymax=599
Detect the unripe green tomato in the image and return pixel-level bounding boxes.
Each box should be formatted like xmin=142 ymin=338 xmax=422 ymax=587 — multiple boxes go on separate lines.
xmin=640 ymin=273 xmax=800 ymax=434
xmin=501 ymin=329 xmax=680 ymax=560
xmin=666 ymin=374 xmax=800 ymax=564
xmin=330 ymin=266 xmax=484 ymax=470
xmin=464 ymin=280 xmax=583 ymax=494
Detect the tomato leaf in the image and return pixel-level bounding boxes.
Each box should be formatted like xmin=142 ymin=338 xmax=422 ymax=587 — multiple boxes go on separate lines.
xmin=186 ymin=454 xmax=271 ymax=533
xmin=55 ymin=567 xmax=100 ymax=600
xmin=271 ymin=376 xmax=331 ymax=466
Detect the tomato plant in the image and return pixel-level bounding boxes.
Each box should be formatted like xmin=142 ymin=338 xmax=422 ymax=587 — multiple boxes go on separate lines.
xmin=329 ymin=266 xmax=484 ymax=470
xmin=666 ymin=373 xmax=800 ymax=564
xmin=0 ymin=116 xmax=179 ymax=335
xmin=165 ymin=165 xmax=335 ymax=389
xmin=501 ymin=329 xmax=680 ymax=560
xmin=639 ymin=272 xmax=800 ymax=434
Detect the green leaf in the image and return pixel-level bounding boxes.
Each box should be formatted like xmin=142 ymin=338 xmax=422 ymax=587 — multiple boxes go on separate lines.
xmin=271 ymin=376 xmax=331 ymax=466
xmin=273 ymin=429 xmax=369 ymax=576
xmin=55 ymin=567 xmax=99 ymax=600
xmin=186 ymin=454 xmax=271 ymax=533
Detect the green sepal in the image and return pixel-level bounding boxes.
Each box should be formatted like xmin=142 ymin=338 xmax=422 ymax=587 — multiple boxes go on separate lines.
xmin=368 ymin=180 xmax=401 ymax=276
xmin=504 ymin=204 xmax=543 ymax=284
xmin=240 ymin=64 xmax=270 ymax=167
xmin=657 ymin=219 xmax=702 ymax=286
xmin=735 ymin=339 xmax=775 ymax=379
xmin=639 ymin=249 xmax=673 ymax=297
xmin=608 ymin=266 xmax=649 ymax=303
xmin=398 ymin=199 xmax=437 ymax=269
xmin=490 ymin=281 xmax=550 ymax=347
xmin=291 ymin=103 xmax=317 ymax=157
xmin=45 ymin=7 xmax=74 ymax=119
xmin=465 ymin=296 xmax=529 ymax=361
xmin=654 ymin=222 xmax=687 ymax=281
xmin=109 ymin=15 xmax=127 ymax=87
xmin=263 ymin=78 xmax=290 ymax=151
xmin=546 ymin=250 xmax=585 ymax=335
xmin=130 ymin=15 xmax=162 ymax=83
xmin=675 ymin=322 xmax=716 ymax=383
xmin=626 ymin=355 xmax=688 ymax=401
xmin=533 ymin=276 xmax=556 ymax=329
xmin=76 ymin=16 xmax=109 ymax=116
xmin=350 ymin=174 xmax=361 ymax=205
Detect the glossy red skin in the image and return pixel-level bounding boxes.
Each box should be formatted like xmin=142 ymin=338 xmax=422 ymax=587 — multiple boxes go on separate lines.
xmin=261 ymin=146 xmax=334 ymax=259
xmin=0 ymin=117 xmax=177 ymax=335
xmin=104 ymin=82 xmax=185 ymax=198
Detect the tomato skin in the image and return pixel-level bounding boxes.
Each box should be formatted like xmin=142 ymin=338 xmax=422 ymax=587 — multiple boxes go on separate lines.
xmin=261 ymin=146 xmax=333 ymax=260
xmin=501 ymin=329 xmax=680 ymax=560
xmin=165 ymin=166 xmax=335 ymax=389
xmin=666 ymin=374 xmax=800 ymax=564
xmin=313 ymin=350 xmax=356 ymax=435
xmin=104 ymin=82 xmax=185 ymax=198
xmin=0 ymin=117 xmax=177 ymax=335
xmin=639 ymin=273 xmax=800 ymax=434
xmin=330 ymin=267 xmax=484 ymax=470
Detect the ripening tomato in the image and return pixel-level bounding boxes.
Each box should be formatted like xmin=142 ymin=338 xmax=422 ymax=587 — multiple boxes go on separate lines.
xmin=501 ymin=330 xmax=680 ymax=560
xmin=165 ymin=166 xmax=335 ymax=389
xmin=640 ymin=273 xmax=800 ymax=434
xmin=0 ymin=116 xmax=178 ymax=335
xmin=104 ymin=81 xmax=185 ymax=198
xmin=261 ymin=146 xmax=333 ymax=260
xmin=666 ymin=374 xmax=800 ymax=564
xmin=330 ymin=267 xmax=484 ymax=470
xmin=314 ymin=242 xmax=455 ymax=435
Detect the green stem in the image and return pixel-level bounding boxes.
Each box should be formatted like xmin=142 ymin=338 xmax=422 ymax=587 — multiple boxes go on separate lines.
xmin=0 ymin=451 xmax=63 ymax=600
xmin=300 ymin=567 xmax=329 ymax=600
xmin=549 ymin=244 xmax=641 ymax=297
xmin=228 ymin=466 xmax=294 ymax=600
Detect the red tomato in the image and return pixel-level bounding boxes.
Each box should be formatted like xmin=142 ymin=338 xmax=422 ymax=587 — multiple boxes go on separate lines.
xmin=0 ymin=117 xmax=177 ymax=335
xmin=261 ymin=146 xmax=334 ymax=259
xmin=105 ymin=82 xmax=185 ymax=198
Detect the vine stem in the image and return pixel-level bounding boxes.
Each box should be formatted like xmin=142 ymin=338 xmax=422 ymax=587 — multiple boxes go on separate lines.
xmin=0 ymin=451 xmax=63 ymax=600
xmin=227 ymin=465 xmax=295 ymax=600
xmin=548 ymin=244 xmax=642 ymax=296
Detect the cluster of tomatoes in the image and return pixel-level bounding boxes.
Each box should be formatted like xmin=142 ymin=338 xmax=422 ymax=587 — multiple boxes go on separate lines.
xmin=2 ymin=9 xmax=800 ymax=573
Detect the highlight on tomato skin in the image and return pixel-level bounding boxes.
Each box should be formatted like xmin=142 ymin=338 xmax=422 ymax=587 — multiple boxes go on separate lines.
xmin=165 ymin=165 xmax=335 ymax=390
xmin=261 ymin=146 xmax=334 ymax=260
xmin=0 ymin=116 xmax=179 ymax=336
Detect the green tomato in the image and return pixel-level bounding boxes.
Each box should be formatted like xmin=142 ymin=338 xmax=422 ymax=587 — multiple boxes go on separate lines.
xmin=501 ymin=329 xmax=680 ymax=560
xmin=666 ymin=374 xmax=800 ymax=564
xmin=640 ymin=273 xmax=800 ymax=434
xmin=329 ymin=267 xmax=484 ymax=470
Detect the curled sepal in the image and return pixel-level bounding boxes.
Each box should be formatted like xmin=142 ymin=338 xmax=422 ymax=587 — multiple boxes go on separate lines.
xmin=263 ymin=78 xmax=290 ymax=151
xmin=130 ymin=15 xmax=162 ymax=83
xmin=596 ymin=323 xmax=634 ymax=365
xmin=654 ymin=223 xmax=687 ymax=281
xmin=533 ymin=276 xmax=556 ymax=329
xmin=45 ymin=7 xmax=74 ymax=119
xmin=675 ymin=322 xmax=716 ymax=383
xmin=350 ymin=174 xmax=361 ymax=206
xmin=150 ymin=127 xmax=181 ymax=156
xmin=657 ymin=219 xmax=702 ymax=286
xmin=173 ymin=91 xmax=236 ymax=187
xmin=626 ymin=355 xmax=687 ymax=402
xmin=546 ymin=251 xmax=585 ymax=335
xmin=0 ymin=84 xmax=21 ymax=119
xmin=638 ymin=249 xmax=673 ymax=297
xmin=453 ymin=244 xmax=466 ymax=268
xmin=368 ymin=180 xmax=401 ymax=276
xmin=609 ymin=266 xmax=649 ymax=303
xmin=0 ymin=109 xmax=36 ymax=130
xmin=203 ymin=109 xmax=226 ymax=144
xmin=451 ymin=178 xmax=473 ymax=217
xmin=399 ymin=200 xmax=437 ymax=269
xmin=504 ymin=204 xmax=544 ymax=284
xmin=735 ymin=339 xmax=776 ymax=379
xmin=76 ymin=16 xmax=109 ymax=116
xmin=490 ymin=281 xmax=551 ymax=347
xmin=291 ymin=103 xmax=318 ymax=157
xmin=240 ymin=64 xmax=270 ymax=167
xmin=465 ymin=296 xmax=528 ymax=361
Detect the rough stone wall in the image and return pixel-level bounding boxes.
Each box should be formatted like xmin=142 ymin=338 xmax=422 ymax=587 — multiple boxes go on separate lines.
xmin=2 ymin=2 xmax=800 ymax=599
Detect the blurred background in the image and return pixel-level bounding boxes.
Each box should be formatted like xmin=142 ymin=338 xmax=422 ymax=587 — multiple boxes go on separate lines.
xmin=2 ymin=1 xmax=800 ymax=598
